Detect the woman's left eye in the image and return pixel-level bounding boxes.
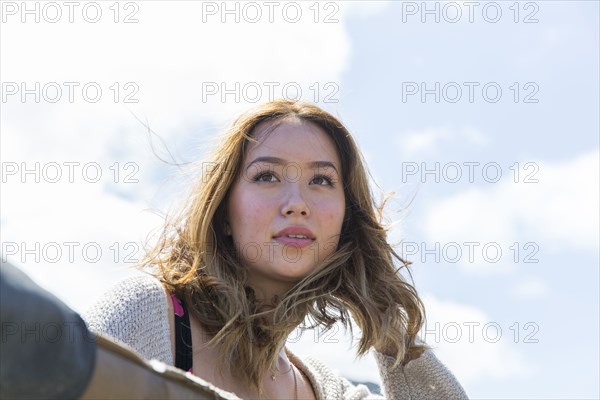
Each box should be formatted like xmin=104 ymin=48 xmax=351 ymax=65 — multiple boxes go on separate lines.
xmin=253 ymin=172 xmax=279 ymax=183
xmin=311 ymin=174 xmax=335 ymax=187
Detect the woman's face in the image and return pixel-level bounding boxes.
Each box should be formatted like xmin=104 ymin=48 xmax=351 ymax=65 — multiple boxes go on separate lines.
xmin=226 ymin=118 xmax=346 ymax=299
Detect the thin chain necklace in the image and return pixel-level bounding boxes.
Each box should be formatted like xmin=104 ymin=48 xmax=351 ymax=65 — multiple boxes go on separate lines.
xmin=271 ymin=362 xmax=293 ymax=381
xmin=270 ymin=362 xmax=298 ymax=400
xmin=291 ymin=363 xmax=298 ymax=400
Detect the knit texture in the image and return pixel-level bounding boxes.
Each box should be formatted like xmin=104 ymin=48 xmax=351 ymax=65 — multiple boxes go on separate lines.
xmin=83 ymin=274 xmax=468 ymax=399
xmin=84 ymin=274 xmax=173 ymax=365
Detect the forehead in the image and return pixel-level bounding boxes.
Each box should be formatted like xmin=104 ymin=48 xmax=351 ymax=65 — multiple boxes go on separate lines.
xmin=246 ymin=118 xmax=340 ymax=164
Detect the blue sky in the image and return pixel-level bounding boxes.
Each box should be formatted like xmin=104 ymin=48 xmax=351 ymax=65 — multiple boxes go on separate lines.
xmin=1 ymin=1 xmax=598 ymax=398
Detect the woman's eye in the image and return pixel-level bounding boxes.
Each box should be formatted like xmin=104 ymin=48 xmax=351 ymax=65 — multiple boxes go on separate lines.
xmin=311 ymin=174 xmax=334 ymax=187
xmin=254 ymin=172 xmax=278 ymax=183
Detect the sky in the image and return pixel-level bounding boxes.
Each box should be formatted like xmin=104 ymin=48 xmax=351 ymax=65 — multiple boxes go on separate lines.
xmin=1 ymin=1 xmax=599 ymax=399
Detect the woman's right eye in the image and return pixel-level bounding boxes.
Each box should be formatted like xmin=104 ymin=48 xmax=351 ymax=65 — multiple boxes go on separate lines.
xmin=253 ymin=172 xmax=279 ymax=183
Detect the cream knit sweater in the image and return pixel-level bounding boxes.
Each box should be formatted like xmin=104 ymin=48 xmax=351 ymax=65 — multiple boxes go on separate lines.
xmin=84 ymin=274 xmax=468 ymax=400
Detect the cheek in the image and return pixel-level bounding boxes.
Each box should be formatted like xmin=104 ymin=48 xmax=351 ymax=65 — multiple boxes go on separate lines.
xmin=230 ymin=189 xmax=275 ymax=239
xmin=315 ymin=197 xmax=345 ymax=235
xmin=322 ymin=196 xmax=345 ymax=222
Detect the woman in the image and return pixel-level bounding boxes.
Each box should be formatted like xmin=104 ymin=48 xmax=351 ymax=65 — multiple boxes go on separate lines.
xmin=85 ymin=100 xmax=468 ymax=399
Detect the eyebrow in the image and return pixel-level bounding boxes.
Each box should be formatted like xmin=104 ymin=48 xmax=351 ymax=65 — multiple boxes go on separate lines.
xmin=245 ymin=156 xmax=339 ymax=174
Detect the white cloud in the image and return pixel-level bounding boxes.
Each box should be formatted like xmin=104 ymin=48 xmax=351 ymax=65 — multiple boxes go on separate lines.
xmin=1 ymin=1 xmax=354 ymax=311
xmin=1 ymin=1 xmax=353 ymax=162
xmin=339 ymin=1 xmax=392 ymax=18
xmin=286 ymin=319 xmax=382 ymax=384
xmin=420 ymin=295 xmax=536 ymax=386
xmin=421 ymin=150 xmax=599 ymax=274
xmin=288 ymin=292 xmax=538 ymax=389
xmin=397 ymin=126 xmax=489 ymax=159
xmin=403 ymin=127 xmax=453 ymax=156
xmin=287 ymin=293 xmax=539 ymax=389
xmin=512 ymin=278 xmax=550 ymax=301
xmin=0 ymin=168 xmax=164 ymax=312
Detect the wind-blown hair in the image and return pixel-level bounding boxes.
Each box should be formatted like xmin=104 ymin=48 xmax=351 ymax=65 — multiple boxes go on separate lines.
xmin=142 ymin=99 xmax=428 ymax=395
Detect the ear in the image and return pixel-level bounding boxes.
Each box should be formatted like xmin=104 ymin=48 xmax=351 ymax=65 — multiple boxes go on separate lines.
xmin=225 ymin=220 xmax=232 ymax=236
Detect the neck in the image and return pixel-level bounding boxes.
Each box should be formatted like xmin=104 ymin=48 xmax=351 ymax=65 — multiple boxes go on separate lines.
xmin=246 ymin=276 xmax=296 ymax=305
xmin=272 ymin=346 xmax=291 ymax=369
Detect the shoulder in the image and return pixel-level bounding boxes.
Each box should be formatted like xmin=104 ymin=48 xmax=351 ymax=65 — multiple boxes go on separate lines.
xmin=84 ymin=273 xmax=168 ymax=326
xmin=289 ymin=347 xmax=468 ymax=400
xmin=375 ymin=348 xmax=468 ymax=399
xmin=287 ymin=349 xmax=383 ymax=400
xmin=83 ymin=273 xmax=173 ymax=365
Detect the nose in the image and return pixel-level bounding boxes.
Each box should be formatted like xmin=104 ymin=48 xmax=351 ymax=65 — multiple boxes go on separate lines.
xmin=280 ymin=185 xmax=310 ymax=217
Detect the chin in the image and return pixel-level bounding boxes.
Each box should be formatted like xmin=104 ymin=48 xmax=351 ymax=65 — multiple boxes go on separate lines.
xmin=262 ymin=262 xmax=317 ymax=282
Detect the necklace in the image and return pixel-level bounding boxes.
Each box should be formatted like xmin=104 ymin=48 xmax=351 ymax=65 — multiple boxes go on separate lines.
xmin=270 ymin=362 xmax=298 ymax=400
xmin=291 ymin=363 xmax=298 ymax=400
xmin=270 ymin=362 xmax=293 ymax=381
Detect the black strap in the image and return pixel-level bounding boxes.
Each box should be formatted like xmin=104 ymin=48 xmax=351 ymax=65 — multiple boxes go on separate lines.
xmin=174 ymin=297 xmax=193 ymax=372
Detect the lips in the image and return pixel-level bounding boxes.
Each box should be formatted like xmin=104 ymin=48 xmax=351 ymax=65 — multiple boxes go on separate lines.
xmin=273 ymin=226 xmax=315 ymax=248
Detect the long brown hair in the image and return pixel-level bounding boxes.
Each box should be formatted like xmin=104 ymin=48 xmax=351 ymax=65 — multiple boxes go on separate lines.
xmin=142 ymin=99 xmax=428 ymax=395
